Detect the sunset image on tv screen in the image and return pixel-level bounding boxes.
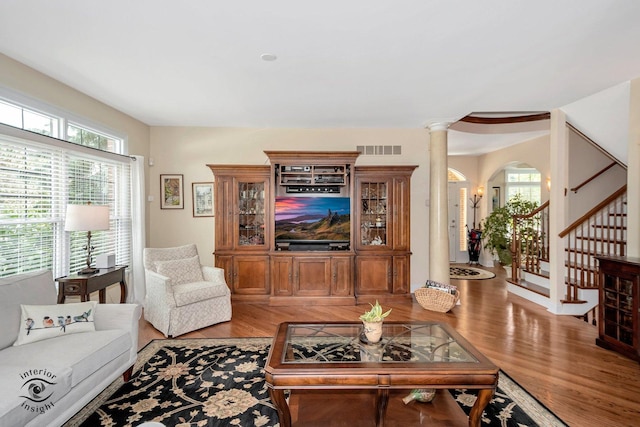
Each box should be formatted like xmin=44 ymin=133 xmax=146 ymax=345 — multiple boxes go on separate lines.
xmin=275 ymin=197 xmax=350 ymax=241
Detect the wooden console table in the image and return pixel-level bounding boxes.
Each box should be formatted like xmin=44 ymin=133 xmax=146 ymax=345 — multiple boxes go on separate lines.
xmin=56 ymin=265 xmax=128 ymax=304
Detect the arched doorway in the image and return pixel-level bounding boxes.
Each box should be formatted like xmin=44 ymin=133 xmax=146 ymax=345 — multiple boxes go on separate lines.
xmin=487 ymin=162 xmax=544 ymax=213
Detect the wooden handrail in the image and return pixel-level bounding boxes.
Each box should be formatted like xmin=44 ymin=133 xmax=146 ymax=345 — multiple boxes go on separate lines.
xmin=559 ymin=185 xmax=627 ymax=238
xmin=570 ymin=161 xmax=618 ymax=193
xmin=514 ymin=200 xmax=550 ymax=220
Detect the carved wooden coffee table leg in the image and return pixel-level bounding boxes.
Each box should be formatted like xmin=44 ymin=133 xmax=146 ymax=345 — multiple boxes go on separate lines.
xmin=469 ymin=388 xmax=494 ymax=427
xmin=375 ymin=389 xmax=389 ymax=427
xmin=269 ymin=388 xmax=291 ymax=427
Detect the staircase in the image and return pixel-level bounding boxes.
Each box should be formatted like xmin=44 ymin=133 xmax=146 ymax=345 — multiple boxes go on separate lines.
xmin=507 ymin=202 xmax=553 ymax=307
xmin=507 ymin=186 xmax=627 ymax=316
xmin=559 ymin=186 xmax=627 ymax=305
xmin=504 ymin=121 xmax=628 ymax=316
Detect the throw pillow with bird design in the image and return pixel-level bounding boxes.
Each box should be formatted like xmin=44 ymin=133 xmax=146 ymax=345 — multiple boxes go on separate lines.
xmin=13 ymin=301 xmax=97 ymax=346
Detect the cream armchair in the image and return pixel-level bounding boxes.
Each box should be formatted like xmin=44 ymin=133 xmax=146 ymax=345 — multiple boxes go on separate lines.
xmin=143 ymin=244 xmax=232 ymax=337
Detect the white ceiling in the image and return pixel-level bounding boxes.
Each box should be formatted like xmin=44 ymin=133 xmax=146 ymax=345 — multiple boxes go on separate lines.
xmin=1 ymin=1 xmax=640 ymax=155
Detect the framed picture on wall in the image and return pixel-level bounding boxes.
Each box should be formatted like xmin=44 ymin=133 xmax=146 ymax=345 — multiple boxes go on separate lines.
xmin=192 ymin=182 xmax=214 ymax=217
xmin=492 ymin=186 xmax=500 ymax=210
xmin=160 ymin=174 xmax=184 ymax=209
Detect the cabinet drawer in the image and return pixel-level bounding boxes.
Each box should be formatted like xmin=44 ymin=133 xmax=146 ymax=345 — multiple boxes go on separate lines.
xmin=62 ymin=282 xmax=84 ymax=294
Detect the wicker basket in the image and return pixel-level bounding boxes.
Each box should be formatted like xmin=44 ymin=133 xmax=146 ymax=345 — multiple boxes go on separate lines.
xmin=414 ymin=287 xmax=459 ymax=313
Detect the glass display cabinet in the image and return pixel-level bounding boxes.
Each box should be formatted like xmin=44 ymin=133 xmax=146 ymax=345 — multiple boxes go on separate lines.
xmin=596 ymin=255 xmax=640 ymax=362
xmin=354 ymin=166 xmax=416 ymax=298
xmin=359 ymin=181 xmax=388 ymax=247
xmin=208 ymin=165 xmax=271 ymax=297
xmin=238 ymin=181 xmax=265 ymax=246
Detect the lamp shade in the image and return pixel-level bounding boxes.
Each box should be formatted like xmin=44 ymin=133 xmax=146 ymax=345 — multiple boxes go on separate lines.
xmin=64 ymin=204 xmax=110 ymax=231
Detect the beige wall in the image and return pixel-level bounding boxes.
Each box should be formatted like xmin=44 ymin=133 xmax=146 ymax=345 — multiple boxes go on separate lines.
xmin=448 ymin=156 xmax=479 ymax=187
xmin=149 ymin=127 xmax=431 ymax=288
xmin=567 ymin=128 xmax=627 ymax=223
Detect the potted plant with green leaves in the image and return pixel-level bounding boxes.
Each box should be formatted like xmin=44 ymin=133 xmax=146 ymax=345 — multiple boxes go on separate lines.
xmin=481 ymin=193 xmax=538 ymax=268
xmin=359 ymin=300 xmax=392 ymax=343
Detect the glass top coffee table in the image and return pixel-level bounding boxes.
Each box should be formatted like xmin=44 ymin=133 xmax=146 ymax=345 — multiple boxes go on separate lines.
xmin=265 ymin=322 xmax=498 ymax=427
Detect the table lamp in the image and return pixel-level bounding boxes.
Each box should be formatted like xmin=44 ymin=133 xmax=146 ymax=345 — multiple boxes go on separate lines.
xmin=65 ymin=203 xmax=110 ymax=274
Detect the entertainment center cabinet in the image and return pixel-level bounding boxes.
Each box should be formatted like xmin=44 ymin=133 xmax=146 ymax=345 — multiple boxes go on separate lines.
xmin=208 ymin=151 xmax=416 ymax=306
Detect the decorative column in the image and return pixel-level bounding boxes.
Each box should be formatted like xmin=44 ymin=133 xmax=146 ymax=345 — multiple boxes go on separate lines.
xmin=428 ymin=122 xmax=451 ymax=285
xmin=547 ymin=109 xmax=569 ymax=314
xmin=627 ymin=78 xmax=640 ymax=258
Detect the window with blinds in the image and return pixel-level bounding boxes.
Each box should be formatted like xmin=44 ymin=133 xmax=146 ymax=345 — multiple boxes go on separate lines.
xmin=0 ymin=131 xmax=132 ymax=278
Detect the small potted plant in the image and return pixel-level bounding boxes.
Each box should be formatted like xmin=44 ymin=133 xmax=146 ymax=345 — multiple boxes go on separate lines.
xmin=359 ymin=300 xmax=391 ymax=343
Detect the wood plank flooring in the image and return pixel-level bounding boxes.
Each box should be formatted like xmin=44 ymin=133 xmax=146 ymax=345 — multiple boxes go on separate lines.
xmin=138 ymin=265 xmax=640 ymax=426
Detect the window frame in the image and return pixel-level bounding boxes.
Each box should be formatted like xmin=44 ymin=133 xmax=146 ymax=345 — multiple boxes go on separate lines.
xmin=505 ymin=168 xmax=542 ymax=204
xmin=0 ymin=87 xmax=128 ymax=155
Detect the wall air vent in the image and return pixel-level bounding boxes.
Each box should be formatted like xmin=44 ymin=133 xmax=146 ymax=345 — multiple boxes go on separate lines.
xmin=356 ymin=145 xmax=401 ymax=156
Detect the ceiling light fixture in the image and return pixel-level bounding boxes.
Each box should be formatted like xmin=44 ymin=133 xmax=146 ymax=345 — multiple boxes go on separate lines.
xmin=260 ymin=53 xmax=277 ymax=61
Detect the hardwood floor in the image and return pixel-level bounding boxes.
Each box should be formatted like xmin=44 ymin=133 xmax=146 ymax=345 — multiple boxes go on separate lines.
xmin=138 ymin=265 xmax=640 ymax=426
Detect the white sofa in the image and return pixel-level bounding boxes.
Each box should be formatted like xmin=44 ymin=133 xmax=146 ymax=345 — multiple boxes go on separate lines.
xmin=0 ymin=269 xmax=141 ymax=427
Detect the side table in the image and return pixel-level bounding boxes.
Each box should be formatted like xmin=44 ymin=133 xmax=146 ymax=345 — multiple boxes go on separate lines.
xmin=56 ymin=265 xmax=128 ymax=304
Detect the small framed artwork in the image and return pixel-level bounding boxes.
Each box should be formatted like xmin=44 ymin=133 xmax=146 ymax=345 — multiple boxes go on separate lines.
xmin=192 ymin=182 xmax=214 ymax=217
xmin=492 ymin=186 xmax=501 ymax=210
xmin=160 ymin=174 xmax=184 ymax=209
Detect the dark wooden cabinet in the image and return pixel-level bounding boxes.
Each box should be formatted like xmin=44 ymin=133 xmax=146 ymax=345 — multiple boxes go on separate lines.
xmin=331 ymin=256 xmax=353 ymax=296
xmin=356 ymin=256 xmax=393 ymax=294
xmin=270 ymin=254 xmax=353 ymax=304
xmin=208 ymin=165 xmax=271 ymax=301
xmin=596 ymin=255 xmax=640 ymax=362
xmin=355 ymin=166 xmax=416 ymax=301
xmin=209 ymin=154 xmax=416 ymax=305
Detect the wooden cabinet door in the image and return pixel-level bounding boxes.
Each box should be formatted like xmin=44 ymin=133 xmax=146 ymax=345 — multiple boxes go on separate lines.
xmin=598 ymin=259 xmax=639 ymax=358
xmin=232 ymin=255 xmax=269 ymax=295
xmin=331 ymin=256 xmax=353 ymax=296
xmin=392 ymin=175 xmax=411 ymax=251
xmin=215 ymin=255 xmax=234 ymax=288
xmin=356 ymin=256 xmax=392 ymax=295
xmin=355 ymin=176 xmax=391 ymax=251
xmin=235 ymin=177 xmax=269 ymax=251
xmin=214 ymin=177 xmax=235 ymax=251
xmin=209 ymin=166 xmax=270 ymax=252
xmin=392 ymin=255 xmax=409 ymax=294
xmin=271 ymin=256 xmax=293 ymax=296
xmin=294 ymin=257 xmax=332 ymax=296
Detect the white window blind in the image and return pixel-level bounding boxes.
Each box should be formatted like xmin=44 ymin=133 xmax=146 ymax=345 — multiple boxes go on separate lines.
xmin=458 ymin=187 xmax=468 ymax=251
xmin=0 ymin=126 xmax=132 ymax=278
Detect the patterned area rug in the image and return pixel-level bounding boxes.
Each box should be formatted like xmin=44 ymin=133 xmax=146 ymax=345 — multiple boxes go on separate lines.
xmin=450 ymin=266 xmax=496 ymax=280
xmin=64 ymin=338 xmax=565 ymax=427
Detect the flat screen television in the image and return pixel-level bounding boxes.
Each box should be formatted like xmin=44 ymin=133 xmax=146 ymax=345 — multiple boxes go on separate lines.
xmin=275 ymin=196 xmax=350 ymax=248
